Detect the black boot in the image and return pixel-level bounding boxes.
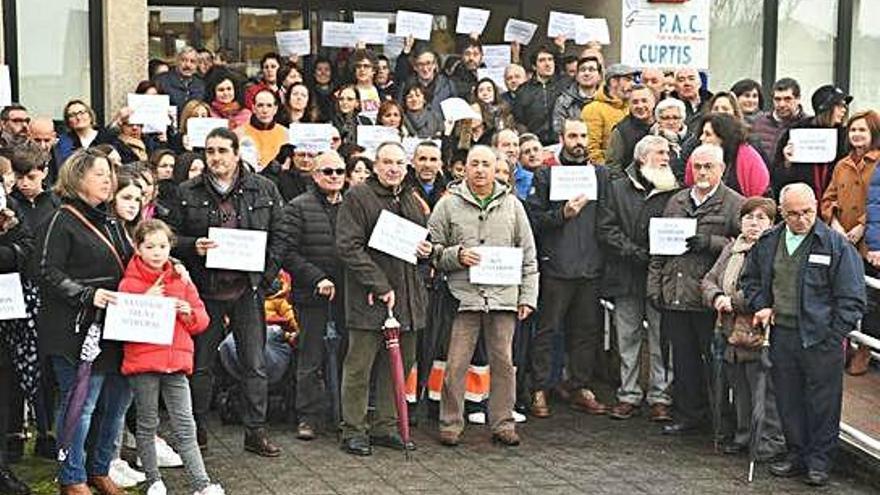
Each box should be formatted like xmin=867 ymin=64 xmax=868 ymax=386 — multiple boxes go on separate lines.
xmin=244 ymin=428 xmax=282 ymax=457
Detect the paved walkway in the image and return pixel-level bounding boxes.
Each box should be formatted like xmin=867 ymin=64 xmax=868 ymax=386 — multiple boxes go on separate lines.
xmin=160 ymin=408 xmax=877 ymax=495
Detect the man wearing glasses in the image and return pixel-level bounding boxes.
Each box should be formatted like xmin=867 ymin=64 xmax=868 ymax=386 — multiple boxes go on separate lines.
xmin=742 ymin=183 xmax=865 ymax=487
xmin=278 ymin=150 xmax=348 ymax=442
xmin=351 ymin=50 xmax=381 ymax=123
xmin=0 ymin=104 xmax=30 ymax=146
xmin=395 ymin=40 xmax=456 ymax=106
xmin=605 ymin=85 xmax=657 ymax=179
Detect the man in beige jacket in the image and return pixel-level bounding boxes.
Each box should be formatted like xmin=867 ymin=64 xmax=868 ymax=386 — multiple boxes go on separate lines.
xmin=428 ymin=145 xmax=539 ymax=447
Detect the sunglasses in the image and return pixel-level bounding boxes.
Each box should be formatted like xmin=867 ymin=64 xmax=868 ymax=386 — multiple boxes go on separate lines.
xmin=320 ymin=168 xmax=346 ymax=176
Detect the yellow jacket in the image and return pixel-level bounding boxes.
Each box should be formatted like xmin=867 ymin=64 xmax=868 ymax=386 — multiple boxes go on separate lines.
xmin=580 ymin=86 xmax=628 ymax=164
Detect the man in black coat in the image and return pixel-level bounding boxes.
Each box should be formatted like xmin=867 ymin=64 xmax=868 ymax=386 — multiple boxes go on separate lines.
xmin=513 ymin=45 xmax=567 ymax=145
xmin=278 ymin=150 xmax=346 ymax=441
xmin=171 ymin=128 xmax=285 ymax=457
xmin=605 ymin=85 xmax=656 ymax=179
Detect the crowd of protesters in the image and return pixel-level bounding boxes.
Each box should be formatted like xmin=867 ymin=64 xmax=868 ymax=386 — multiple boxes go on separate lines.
xmin=0 ymin=28 xmax=876 ymax=495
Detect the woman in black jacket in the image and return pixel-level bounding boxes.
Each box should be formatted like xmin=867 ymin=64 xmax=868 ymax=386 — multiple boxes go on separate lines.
xmin=36 ymin=149 xmax=134 ymax=494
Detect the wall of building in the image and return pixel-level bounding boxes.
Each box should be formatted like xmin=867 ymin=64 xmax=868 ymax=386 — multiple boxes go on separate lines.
xmin=103 ymin=0 xmax=149 ymax=119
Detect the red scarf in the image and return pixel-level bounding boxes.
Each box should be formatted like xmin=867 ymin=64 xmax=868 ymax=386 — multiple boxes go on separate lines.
xmin=211 ymin=99 xmax=243 ymax=118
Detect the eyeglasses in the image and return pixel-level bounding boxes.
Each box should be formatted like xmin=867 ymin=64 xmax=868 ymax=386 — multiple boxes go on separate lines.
xmin=659 ymin=115 xmax=682 ymax=121
xmin=783 ymin=208 xmax=815 ymax=220
xmin=66 ymin=110 xmax=89 ymax=119
xmin=320 ymin=168 xmax=346 ymax=176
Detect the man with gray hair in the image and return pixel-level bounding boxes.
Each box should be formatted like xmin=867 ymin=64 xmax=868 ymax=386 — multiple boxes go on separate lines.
xmin=741 ymin=183 xmax=865 ymax=486
xmin=154 ymin=46 xmax=206 ymax=112
xmin=502 ymin=64 xmax=527 ymax=106
xmin=428 ymin=145 xmax=538 ymax=447
xmin=599 ymin=135 xmax=679 ymax=421
xmin=647 ymin=143 xmax=744 ymax=434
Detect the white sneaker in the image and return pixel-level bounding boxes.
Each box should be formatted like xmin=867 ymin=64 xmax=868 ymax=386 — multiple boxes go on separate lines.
xmin=155 ymin=436 xmax=184 ymax=468
xmin=467 ymin=411 xmax=487 ymax=424
xmin=194 ymin=483 xmax=226 ymax=495
xmin=512 ymin=410 xmax=527 ymax=423
xmin=146 ymin=480 xmax=168 ymax=495
xmin=109 ymin=458 xmax=146 ymax=487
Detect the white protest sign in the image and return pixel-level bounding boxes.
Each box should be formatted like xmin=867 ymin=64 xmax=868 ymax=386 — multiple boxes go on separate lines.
xmin=187 ymin=118 xmax=228 ymax=148
xmin=355 ymin=18 xmax=389 ymax=45
xmin=289 ymin=123 xmax=335 ymax=152
xmin=205 ymin=228 xmax=268 ymax=272
xmin=456 ymin=7 xmax=491 ymax=35
xmin=649 ymin=217 xmax=698 ymax=256
xmin=440 ymin=98 xmax=481 ymax=122
xmin=275 ymin=30 xmax=311 ymax=57
xmin=0 ymin=66 xmax=12 ymax=108
xmin=384 ymin=35 xmax=406 ymax=58
xmin=576 ymin=18 xmax=611 ymax=45
xmin=481 ymin=44 xmax=511 ymax=68
xmin=789 ymin=128 xmax=839 ymax=163
xmin=357 ymin=125 xmax=401 ymax=153
xmin=104 ymin=293 xmax=176 ymax=345
xmin=395 ymin=10 xmax=433 ymax=41
xmin=469 ymin=247 xmax=524 ymax=286
xmin=621 ymin=0 xmax=710 ymax=69
xmin=504 ymin=19 xmax=538 ymax=45
xmin=547 ymin=11 xmax=582 ymax=40
xmin=322 ymin=21 xmax=357 ymax=48
xmin=477 ymin=67 xmax=507 ymax=91
xmin=127 ymin=94 xmax=170 ymax=130
xmin=402 ymin=137 xmax=442 ymax=159
xmin=367 ymin=210 xmax=429 ymax=265
xmin=549 ymin=166 xmax=598 ymax=201
xmin=0 ymin=273 xmax=26 ymax=320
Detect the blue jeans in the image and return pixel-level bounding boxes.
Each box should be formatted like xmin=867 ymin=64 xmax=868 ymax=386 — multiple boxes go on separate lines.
xmin=52 ymin=356 xmax=131 ymax=485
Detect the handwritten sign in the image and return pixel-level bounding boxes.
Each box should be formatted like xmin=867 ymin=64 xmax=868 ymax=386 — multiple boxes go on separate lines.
xmin=576 ymin=18 xmax=611 ymax=45
xmin=187 ymin=118 xmax=228 ymax=148
xmin=477 ymin=67 xmax=507 ymax=91
xmin=649 ymin=217 xmax=698 ymax=255
xmin=481 ymin=45 xmax=511 ymax=68
xmin=289 ymin=123 xmax=335 ymax=152
xmin=549 ymin=166 xmax=598 ymax=201
xmin=547 ymin=11 xmax=582 ymax=40
xmin=205 ymin=228 xmax=268 ymax=272
xmin=469 ymin=247 xmax=524 ymax=286
xmin=384 ymin=34 xmax=407 ymax=58
xmin=621 ymin=0 xmax=710 ymax=69
xmin=354 ymin=18 xmax=389 ymax=45
xmin=789 ymin=128 xmax=839 ymax=163
xmin=456 ymin=7 xmax=491 ymax=35
xmin=367 ymin=210 xmax=428 ymax=265
xmin=275 ymin=30 xmax=311 ymax=57
xmin=440 ymin=98 xmax=481 ymax=122
xmin=504 ymin=19 xmax=538 ymax=45
xmin=0 ymin=273 xmax=26 ymax=320
xmin=128 ymin=94 xmax=170 ymax=130
xmin=395 ymin=10 xmax=434 ymax=41
xmin=104 ymin=293 xmax=176 ymax=345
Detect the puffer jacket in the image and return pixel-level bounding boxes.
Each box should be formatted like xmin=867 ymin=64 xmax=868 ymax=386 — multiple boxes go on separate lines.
xmin=598 ymin=164 xmax=679 ymax=299
xmin=864 ymin=163 xmax=880 ymax=252
xmin=170 ymin=166 xmax=285 ymax=294
xmin=278 ymin=188 xmax=342 ymax=307
xmin=120 ymin=255 xmax=210 ymax=376
xmin=427 ymin=180 xmax=539 ymax=312
xmin=551 ymin=81 xmax=595 ymax=138
xmin=513 ymin=75 xmax=568 ymax=145
xmin=750 ymin=108 xmax=805 ymax=159
xmin=581 ymin=85 xmax=628 ymax=164
xmin=646 ymin=184 xmax=745 ymax=312
xmin=336 ymin=176 xmax=430 ymax=332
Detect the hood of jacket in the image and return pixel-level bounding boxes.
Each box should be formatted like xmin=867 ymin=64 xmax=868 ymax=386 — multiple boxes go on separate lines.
xmin=595 ymin=85 xmax=626 ymax=110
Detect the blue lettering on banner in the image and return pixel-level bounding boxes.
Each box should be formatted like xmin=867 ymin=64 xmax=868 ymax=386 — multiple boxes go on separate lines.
xmin=658 ymin=14 xmax=701 ymax=34
xmin=639 ymin=44 xmax=692 ymax=66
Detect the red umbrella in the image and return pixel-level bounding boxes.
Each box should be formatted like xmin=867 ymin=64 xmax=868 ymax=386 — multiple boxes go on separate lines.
xmin=383 ymin=308 xmax=413 ymax=457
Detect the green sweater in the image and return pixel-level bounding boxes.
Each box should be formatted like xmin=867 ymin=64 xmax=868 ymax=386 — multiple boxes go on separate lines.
xmin=772 ymin=233 xmax=812 ymax=328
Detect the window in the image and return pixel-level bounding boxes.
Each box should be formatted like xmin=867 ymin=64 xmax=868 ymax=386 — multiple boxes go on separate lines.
xmin=238 ymin=8 xmax=305 ymax=77
xmin=148 ymin=6 xmax=221 ymax=62
xmin=776 ymin=0 xmax=838 ymax=112
xmin=708 ymin=0 xmax=763 ymax=92
xmin=850 ymin=0 xmax=880 ymax=111
xmin=15 ymin=0 xmax=92 ymax=118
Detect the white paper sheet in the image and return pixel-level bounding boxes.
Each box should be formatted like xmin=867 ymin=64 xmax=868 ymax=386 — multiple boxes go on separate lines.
xmin=456 ymin=7 xmax=491 ymax=35
xmin=575 ymin=18 xmax=611 ymax=45
xmin=0 ymin=66 xmax=12 ymax=108
xmin=649 ymin=218 xmax=698 ymax=256
xmin=0 ymin=273 xmax=27 ymax=320
xmin=384 ymin=34 xmax=407 ymax=58
xmin=481 ymin=44 xmax=511 ymax=68
xmin=357 ymin=125 xmax=401 ymax=154
xmin=395 ymin=10 xmax=434 ymax=41
xmin=354 ymin=18 xmax=389 ymax=45
xmin=205 ymin=228 xmax=268 ymax=272
xmin=127 ymin=94 xmax=170 ymax=130
xmin=549 ymin=166 xmax=598 ymax=201
xmin=547 ymin=11 xmax=582 ymax=40
xmin=186 ymin=118 xmax=229 ymax=148
xmin=104 ymin=293 xmax=176 ymax=345
xmin=504 ymin=19 xmax=538 ymax=45
xmin=289 ymin=123 xmax=336 ymax=152
xmin=789 ymin=128 xmax=839 ymax=163
xmin=367 ymin=210 xmax=429 ymax=265
xmin=275 ymin=30 xmax=311 ymax=57
xmin=477 ymin=67 xmax=507 ymax=91
xmin=322 ymin=21 xmax=357 ymax=48
xmin=401 ymin=137 xmax=442 ymax=159
xmin=440 ymin=98 xmax=481 ymax=122
xmin=468 ymin=247 xmax=524 ymax=285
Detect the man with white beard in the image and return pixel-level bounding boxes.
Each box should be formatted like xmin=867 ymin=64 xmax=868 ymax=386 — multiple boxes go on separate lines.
xmin=598 ymin=135 xmax=680 ymax=421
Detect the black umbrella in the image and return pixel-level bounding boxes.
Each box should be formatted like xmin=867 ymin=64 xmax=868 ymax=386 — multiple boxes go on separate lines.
xmin=748 ymin=323 xmax=773 ymax=482
xmin=323 ymin=300 xmax=341 ymax=431
xmin=709 ymin=315 xmax=728 ymax=452
xmin=418 ymin=276 xmax=459 ymax=401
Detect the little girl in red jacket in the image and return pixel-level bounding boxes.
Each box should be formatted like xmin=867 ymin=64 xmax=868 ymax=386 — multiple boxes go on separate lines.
xmin=119 ymin=219 xmax=224 ymax=495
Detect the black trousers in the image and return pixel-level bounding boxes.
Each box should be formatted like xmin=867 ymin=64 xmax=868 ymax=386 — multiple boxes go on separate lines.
xmin=191 ymin=289 xmax=268 ymax=430
xmin=0 ymin=347 xmax=12 ymax=466
xmin=295 ymin=303 xmax=347 ymax=426
xmin=771 ymin=326 xmax=843 ymax=473
xmin=530 ymin=276 xmax=602 ymax=391
xmin=663 ymin=310 xmax=714 ymax=424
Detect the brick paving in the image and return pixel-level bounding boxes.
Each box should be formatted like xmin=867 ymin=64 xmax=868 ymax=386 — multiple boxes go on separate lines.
xmin=160 ymin=407 xmax=878 ymax=495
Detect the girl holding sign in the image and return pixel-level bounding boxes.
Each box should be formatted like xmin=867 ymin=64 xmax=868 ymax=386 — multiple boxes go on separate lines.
xmin=119 ymin=220 xmax=223 ymax=495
